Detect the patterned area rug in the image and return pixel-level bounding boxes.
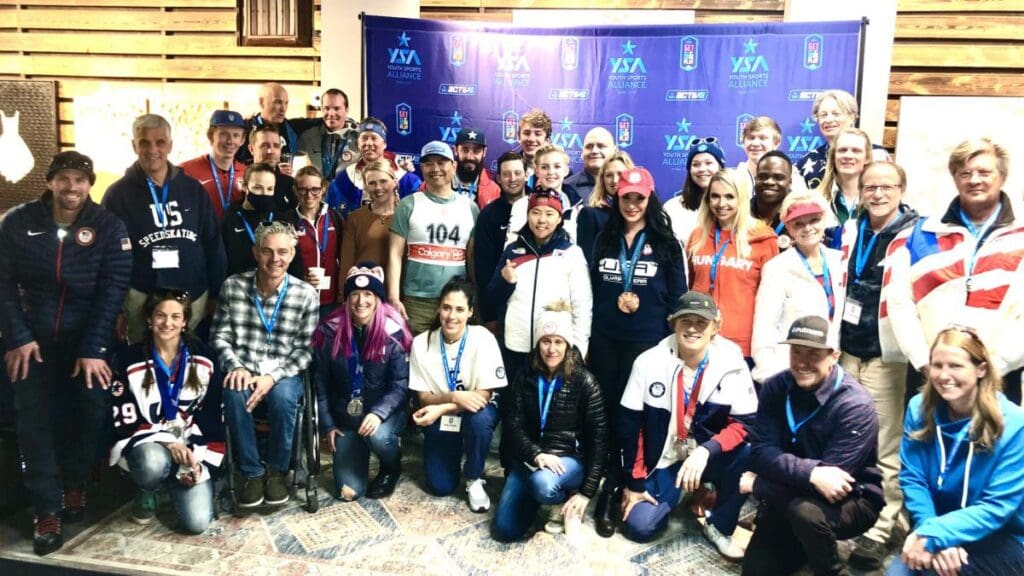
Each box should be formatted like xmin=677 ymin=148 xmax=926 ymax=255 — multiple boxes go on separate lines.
xmin=0 ymin=450 xmax=750 ymax=576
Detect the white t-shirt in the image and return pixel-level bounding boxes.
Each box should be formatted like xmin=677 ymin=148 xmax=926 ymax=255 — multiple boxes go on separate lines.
xmin=409 ymin=324 xmax=508 ymax=394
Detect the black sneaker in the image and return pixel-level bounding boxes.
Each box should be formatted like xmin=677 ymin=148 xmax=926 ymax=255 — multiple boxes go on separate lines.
xmin=33 ymin=515 xmax=63 ymax=556
xmin=238 ymin=476 xmax=264 ymax=508
xmin=366 ymin=468 xmax=401 ymax=499
xmin=848 ymin=535 xmax=887 ymax=570
xmin=264 ymin=470 xmax=290 ymax=506
xmin=62 ymin=487 xmax=87 ymax=524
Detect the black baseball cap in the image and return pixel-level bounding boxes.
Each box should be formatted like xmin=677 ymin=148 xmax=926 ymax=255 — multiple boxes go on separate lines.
xmin=455 ymin=128 xmax=486 ymax=147
xmin=782 ymin=315 xmax=835 ymax=349
xmin=46 ymin=151 xmax=96 ymax=185
xmin=667 ymin=291 xmax=719 ymax=323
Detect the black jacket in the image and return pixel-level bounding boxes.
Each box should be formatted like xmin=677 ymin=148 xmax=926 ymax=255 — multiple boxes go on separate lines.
xmin=505 ymin=357 xmax=608 ymax=498
xmin=0 ymin=191 xmax=132 ymax=357
xmin=221 ymin=203 xmax=305 ymax=278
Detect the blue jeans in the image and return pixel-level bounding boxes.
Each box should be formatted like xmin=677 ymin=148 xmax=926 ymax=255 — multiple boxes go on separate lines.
xmin=421 ymin=404 xmax=499 ymax=496
xmin=223 ymin=374 xmax=303 ymax=478
xmin=126 ymin=442 xmax=214 ymax=534
xmin=886 ymin=532 xmax=1024 ymax=576
xmin=622 ymin=443 xmax=751 ymax=543
xmin=331 ymin=412 xmax=405 ymax=499
xmin=493 ymin=457 xmax=584 ymax=541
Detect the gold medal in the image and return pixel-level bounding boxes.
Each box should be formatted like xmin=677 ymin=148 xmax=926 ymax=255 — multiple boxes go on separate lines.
xmin=618 ymin=291 xmax=640 ymax=314
xmin=347 ymin=397 xmax=364 ymax=417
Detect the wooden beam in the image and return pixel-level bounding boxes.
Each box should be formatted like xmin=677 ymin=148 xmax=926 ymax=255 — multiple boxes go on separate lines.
xmin=889 ymin=71 xmax=1024 ymax=96
xmin=892 ymin=41 xmax=1024 ymax=69
xmin=13 ymin=0 xmax=235 ymax=6
xmin=0 ymin=7 xmax=16 ymax=29
xmin=52 ymin=78 xmax=319 ymax=100
xmin=463 ymin=0 xmax=783 ymax=8
xmin=883 ymin=126 xmax=896 ymax=150
xmin=886 ymin=98 xmax=900 ymax=123
xmin=896 ymin=14 xmax=1024 ymax=41
xmin=13 ymin=8 xmax=236 ymax=32
xmin=17 ymin=54 xmax=317 ymax=82
xmin=697 ymin=11 xmax=782 ymax=22
xmin=2 ymin=31 xmax=317 ymax=57
xmin=898 ymin=0 xmax=1024 ymax=12
xmin=422 ymin=10 xmax=514 ymax=22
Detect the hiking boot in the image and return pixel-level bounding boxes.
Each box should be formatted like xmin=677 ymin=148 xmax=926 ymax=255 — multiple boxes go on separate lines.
xmin=33 ymin=515 xmax=63 ymax=556
xmin=131 ymin=490 xmax=158 ymax=525
xmin=238 ymin=476 xmax=264 ymax=508
xmin=466 ymin=478 xmax=490 ymax=513
xmin=264 ymin=470 xmax=290 ymax=506
xmin=366 ymin=466 xmax=401 ymax=499
xmin=542 ymin=505 xmax=564 ymax=534
xmin=62 ymin=487 xmax=87 ymax=524
xmin=849 ymin=535 xmax=888 ymax=570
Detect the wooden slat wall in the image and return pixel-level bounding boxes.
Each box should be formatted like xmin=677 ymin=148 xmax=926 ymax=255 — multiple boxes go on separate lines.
xmin=0 ymin=0 xmax=322 ymax=149
xmin=420 ymin=0 xmax=785 ymax=23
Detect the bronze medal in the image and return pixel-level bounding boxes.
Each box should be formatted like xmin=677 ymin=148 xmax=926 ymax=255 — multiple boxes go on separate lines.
xmin=618 ymin=291 xmax=640 ymax=314
xmin=347 ymin=397 xmax=364 ymax=417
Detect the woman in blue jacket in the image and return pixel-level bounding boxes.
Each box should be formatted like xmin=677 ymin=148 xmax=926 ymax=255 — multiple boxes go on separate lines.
xmin=891 ymin=327 xmax=1024 ymax=576
xmin=312 ymin=263 xmax=412 ymax=501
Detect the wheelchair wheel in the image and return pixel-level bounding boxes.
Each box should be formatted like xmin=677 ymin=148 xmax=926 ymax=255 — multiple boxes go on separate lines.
xmin=305 ymin=484 xmax=319 ymax=513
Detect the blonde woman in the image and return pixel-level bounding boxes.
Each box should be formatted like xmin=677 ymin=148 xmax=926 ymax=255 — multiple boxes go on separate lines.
xmin=892 ymin=327 xmax=1024 ymax=576
xmin=687 ymin=169 xmax=778 ymax=360
xmin=339 ymin=159 xmax=399 ymax=293
xmin=817 ymin=127 xmax=873 ymax=226
xmin=575 ymin=150 xmax=633 ymax=266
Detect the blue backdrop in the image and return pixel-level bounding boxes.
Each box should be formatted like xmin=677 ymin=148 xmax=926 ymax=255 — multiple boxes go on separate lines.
xmin=364 ymin=15 xmax=861 ymax=199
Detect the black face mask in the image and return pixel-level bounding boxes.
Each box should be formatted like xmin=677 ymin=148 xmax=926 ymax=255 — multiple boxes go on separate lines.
xmin=247 ymin=194 xmax=276 ymax=213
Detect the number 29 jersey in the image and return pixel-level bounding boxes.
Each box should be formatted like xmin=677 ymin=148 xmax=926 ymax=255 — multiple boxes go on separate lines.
xmin=390 ymin=191 xmax=479 ymax=298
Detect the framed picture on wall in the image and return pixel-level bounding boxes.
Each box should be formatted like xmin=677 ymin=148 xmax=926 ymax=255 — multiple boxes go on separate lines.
xmin=0 ymin=80 xmax=58 ymax=213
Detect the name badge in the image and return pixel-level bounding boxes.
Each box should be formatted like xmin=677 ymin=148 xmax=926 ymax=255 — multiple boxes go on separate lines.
xmin=439 ymin=415 xmax=462 ymax=433
xmin=258 ymin=358 xmax=281 ymax=375
xmin=152 ymin=246 xmax=180 ymax=269
xmin=843 ymin=298 xmax=863 ymax=325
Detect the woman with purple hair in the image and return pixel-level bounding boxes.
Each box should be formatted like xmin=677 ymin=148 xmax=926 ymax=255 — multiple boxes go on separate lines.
xmin=311 ymin=262 xmax=412 ymax=500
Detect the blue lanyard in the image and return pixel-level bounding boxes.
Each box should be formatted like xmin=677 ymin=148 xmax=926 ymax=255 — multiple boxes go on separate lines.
xmin=317 ymin=211 xmax=330 ymax=256
xmin=455 ymin=180 xmax=478 ymax=199
xmin=151 ymin=343 xmax=189 ymax=421
xmin=852 ymin=218 xmax=880 ymax=282
xmin=321 ymin=133 xmax=341 ymax=178
xmin=348 ymin=334 xmax=364 ymax=399
xmin=207 ymin=155 xmax=235 ymax=211
xmin=537 ymin=375 xmax=563 ymax=436
xmin=252 ymin=275 xmax=290 ymax=343
xmin=958 ymin=206 xmax=1000 ymax=277
xmin=238 ymin=210 xmax=274 ymax=244
xmin=146 ymin=178 xmax=170 ymax=229
xmin=838 ymin=192 xmax=857 ymax=218
xmin=774 ymin=221 xmax=785 ymax=235
xmin=786 ymin=366 xmax=843 ymax=445
xmin=709 ymin=228 xmax=732 ymax=294
xmin=440 ymin=330 xmax=468 ymax=391
xmin=796 ymin=247 xmax=834 ymax=320
xmin=618 ymin=230 xmax=647 ymax=292
xmin=936 ymin=418 xmax=971 ymax=488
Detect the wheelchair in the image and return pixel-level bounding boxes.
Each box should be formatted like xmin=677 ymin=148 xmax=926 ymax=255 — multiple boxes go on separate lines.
xmin=219 ymin=370 xmax=321 ymax=515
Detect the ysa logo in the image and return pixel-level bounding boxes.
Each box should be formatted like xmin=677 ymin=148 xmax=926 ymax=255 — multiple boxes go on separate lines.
xmin=387 ymin=32 xmax=423 ymax=82
xmin=787 ymin=117 xmax=824 ymax=153
xmin=439 ymin=110 xmax=463 ymax=144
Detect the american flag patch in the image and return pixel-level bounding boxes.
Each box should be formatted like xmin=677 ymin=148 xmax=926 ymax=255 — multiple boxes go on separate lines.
xmin=120 ymin=237 xmax=132 ymax=251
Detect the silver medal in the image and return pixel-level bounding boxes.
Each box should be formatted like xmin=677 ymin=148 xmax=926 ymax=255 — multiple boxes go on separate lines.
xmin=347 ymin=397 xmax=364 ymax=417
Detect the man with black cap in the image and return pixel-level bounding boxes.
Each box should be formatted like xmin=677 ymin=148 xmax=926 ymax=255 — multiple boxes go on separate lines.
xmin=619 ymin=291 xmax=757 ymax=559
xmin=387 ymin=140 xmax=478 ymax=334
xmin=181 ymin=109 xmax=248 ymax=222
xmin=741 ymin=315 xmax=883 ymax=576
xmin=0 ymin=151 xmax=132 ymax=555
xmin=452 ymin=127 xmax=500 ymax=209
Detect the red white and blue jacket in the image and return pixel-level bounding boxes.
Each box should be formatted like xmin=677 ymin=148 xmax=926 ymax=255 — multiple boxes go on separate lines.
xmin=881 ymin=194 xmax=1024 ymax=373
xmin=619 ymin=334 xmax=758 ymax=492
xmin=107 ymin=341 xmax=224 ymax=483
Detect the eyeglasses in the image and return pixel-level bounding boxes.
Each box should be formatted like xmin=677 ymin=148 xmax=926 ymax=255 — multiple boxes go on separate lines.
xmin=295 ymin=186 xmax=323 ymax=195
xmin=862 ymin=184 xmax=901 ymax=194
xmin=691 ymin=137 xmax=717 ymax=146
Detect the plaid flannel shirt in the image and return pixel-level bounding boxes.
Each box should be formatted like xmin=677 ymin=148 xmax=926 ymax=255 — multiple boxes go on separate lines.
xmin=211 ymin=271 xmax=319 ymax=383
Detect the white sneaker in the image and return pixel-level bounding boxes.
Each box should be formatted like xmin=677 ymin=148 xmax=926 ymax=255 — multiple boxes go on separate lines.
xmin=702 ymin=521 xmax=744 ymax=561
xmin=466 ymin=478 xmax=490 ymax=513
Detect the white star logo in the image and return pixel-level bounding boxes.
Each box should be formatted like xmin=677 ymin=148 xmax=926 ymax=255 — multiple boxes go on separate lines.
xmin=467 ymin=130 xmax=477 ymax=140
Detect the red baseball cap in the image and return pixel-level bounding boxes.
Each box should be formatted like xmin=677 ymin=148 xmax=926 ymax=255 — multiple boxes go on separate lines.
xmin=782 ymin=201 xmax=825 ymax=223
xmin=617 ymin=167 xmax=655 ymax=198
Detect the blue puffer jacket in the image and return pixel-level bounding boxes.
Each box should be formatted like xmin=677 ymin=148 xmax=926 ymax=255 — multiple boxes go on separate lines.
xmin=311 ymin=315 xmax=410 ymax=433
xmin=0 ymin=191 xmax=133 ymax=357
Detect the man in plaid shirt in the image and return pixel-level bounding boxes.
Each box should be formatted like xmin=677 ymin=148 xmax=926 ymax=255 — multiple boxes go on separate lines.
xmin=212 ymin=220 xmax=319 ymax=508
